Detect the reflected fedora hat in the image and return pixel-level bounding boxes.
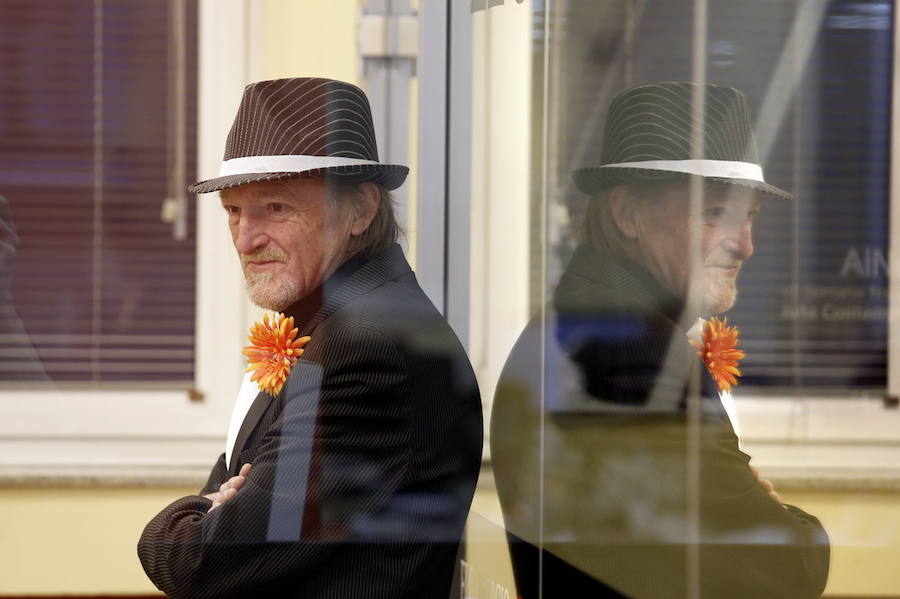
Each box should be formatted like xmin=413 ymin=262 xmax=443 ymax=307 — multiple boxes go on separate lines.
xmin=572 ymin=81 xmax=792 ymax=200
xmin=190 ymin=77 xmax=409 ymax=193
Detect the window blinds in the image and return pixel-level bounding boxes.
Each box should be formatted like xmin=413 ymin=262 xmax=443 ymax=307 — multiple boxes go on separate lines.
xmin=0 ymin=0 xmax=198 ymax=385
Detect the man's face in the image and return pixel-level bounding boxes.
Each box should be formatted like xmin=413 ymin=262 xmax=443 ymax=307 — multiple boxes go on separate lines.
xmin=631 ymin=182 xmax=762 ymax=316
xmin=220 ymin=179 xmax=353 ymax=311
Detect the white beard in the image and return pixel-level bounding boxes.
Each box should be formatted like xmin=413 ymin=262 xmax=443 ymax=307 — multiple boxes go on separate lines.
xmin=245 ymin=270 xmax=300 ymax=311
xmin=701 ymin=273 xmax=738 ymax=317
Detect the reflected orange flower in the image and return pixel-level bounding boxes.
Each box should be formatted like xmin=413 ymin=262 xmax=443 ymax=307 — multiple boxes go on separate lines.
xmin=690 ymin=316 xmax=745 ymax=393
xmin=242 ymin=312 xmax=311 ymax=397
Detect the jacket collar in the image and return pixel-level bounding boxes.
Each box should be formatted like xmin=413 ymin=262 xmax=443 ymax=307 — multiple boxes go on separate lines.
xmin=284 ymin=243 xmax=411 ymax=337
xmin=552 ymin=244 xmax=725 ymax=415
xmin=554 ymin=244 xmax=688 ymax=327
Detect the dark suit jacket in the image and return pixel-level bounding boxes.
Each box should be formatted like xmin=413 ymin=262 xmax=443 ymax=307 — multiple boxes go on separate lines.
xmin=139 ymin=244 xmax=483 ymax=599
xmin=490 ymin=245 xmax=829 ymax=599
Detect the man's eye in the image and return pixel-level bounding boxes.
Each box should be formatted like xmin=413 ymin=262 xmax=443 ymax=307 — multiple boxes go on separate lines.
xmin=703 ymin=206 xmax=725 ymax=219
xmin=223 ymin=205 xmax=240 ymax=215
xmin=269 ymin=203 xmax=286 ymax=213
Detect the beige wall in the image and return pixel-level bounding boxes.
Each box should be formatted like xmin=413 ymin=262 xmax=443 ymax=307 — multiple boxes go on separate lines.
xmin=258 ymin=0 xmax=359 ymax=84
xmin=2 ymin=485 xmax=899 ymax=595
xmin=0 ymin=487 xmax=194 ymax=595
xmin=790 ymin=490 xmax=900 ymax=596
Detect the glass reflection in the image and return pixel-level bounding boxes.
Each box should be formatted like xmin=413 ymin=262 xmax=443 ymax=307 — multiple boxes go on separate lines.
xmin=491 ymin=82 xmax=830 ymax=598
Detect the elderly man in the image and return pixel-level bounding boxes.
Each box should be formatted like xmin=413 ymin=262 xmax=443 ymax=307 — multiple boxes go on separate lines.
xmin=491 ymin=82 xmax=829 ymax=598
xmin=138 ymin=78 xmax=483 ymax=599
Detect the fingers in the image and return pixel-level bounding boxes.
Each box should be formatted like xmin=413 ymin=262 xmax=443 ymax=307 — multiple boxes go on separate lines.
xmin=750 ymin=465 xmax=783 ymax=504
xmin=220 ymin=475 xmax=245 ymax=492
xmin=217 ymin=464 xmax=252 ymax=492
xmin=755 ymin=472 xmax=783 ymax=505
xmin=208 ymin=487 xmax=236 ymax=512
xmin=207 ymin=464 xmax=252 ymax=513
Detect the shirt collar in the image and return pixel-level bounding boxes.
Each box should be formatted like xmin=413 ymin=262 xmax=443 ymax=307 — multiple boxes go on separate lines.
xmin=555 ymin=244 xmax=689 ymax=326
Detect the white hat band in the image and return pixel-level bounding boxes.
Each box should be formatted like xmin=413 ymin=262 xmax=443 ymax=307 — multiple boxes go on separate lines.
xmin=219 ymin=155 xmax=383 ymax=177
xmin=600 ymin=159 xmax=764 ymax=182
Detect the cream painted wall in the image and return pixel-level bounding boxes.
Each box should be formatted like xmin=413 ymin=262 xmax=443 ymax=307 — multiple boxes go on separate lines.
xmin=790 ymin=490 xmax=900 ymax=596
xmin=259 ymin=0 xmax=359 ymax=84
xmin=0 ymin=487 xmax=194 ymax=595
xmin=2 ymin=485 xmax=898 ymax=596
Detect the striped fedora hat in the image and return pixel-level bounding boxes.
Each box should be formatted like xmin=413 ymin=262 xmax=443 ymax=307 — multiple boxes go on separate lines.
xmin=572 ymin=81 xmax=792 ymax=200
xmin=190 ymin=77 xmax=409 ymax=193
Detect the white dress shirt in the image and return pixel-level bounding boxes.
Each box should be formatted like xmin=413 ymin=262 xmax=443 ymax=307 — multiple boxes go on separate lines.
xmin=225 ymin=372 xmax=260 ymax=467
xmin=687 ymin=319 xmax=742 ymax=448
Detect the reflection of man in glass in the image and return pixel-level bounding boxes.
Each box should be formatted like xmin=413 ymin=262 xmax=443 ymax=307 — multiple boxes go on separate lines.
xmin=491 ymin=82 xmax=830 ymax=598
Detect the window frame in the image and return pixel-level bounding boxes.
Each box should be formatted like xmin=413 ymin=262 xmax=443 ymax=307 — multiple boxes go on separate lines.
xmin=0 ymin=0 xmax=261 ymax=485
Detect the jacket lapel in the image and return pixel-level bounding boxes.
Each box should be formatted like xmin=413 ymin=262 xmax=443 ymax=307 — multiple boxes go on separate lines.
xmin=299 ymin=244 xmax=411 ymax=338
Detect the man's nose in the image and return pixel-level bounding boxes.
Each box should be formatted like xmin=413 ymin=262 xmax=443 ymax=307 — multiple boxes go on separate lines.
xmin=723 ymin=220 xmax=754 ymax=260
xmin=233 ymin=215 xmax=268 ymax=255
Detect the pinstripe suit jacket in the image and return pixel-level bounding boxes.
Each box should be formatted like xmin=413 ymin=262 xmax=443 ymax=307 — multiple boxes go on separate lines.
xmin=139 ymin=244 xmax=483 ymax=599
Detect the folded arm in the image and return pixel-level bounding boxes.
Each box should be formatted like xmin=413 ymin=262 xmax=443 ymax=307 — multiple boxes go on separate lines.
xmin=138 ymin=326 xmax=412 ymax=599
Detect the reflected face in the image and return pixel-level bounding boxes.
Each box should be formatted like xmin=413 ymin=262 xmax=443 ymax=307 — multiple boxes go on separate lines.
xmin=632 ymin=182 xmax=762 ymax=316
xmin=220 ymin=179 xmax=353 ymax=311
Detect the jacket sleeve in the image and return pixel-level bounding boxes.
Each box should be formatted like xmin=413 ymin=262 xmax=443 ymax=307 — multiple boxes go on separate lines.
xmin=533 ymin=414 xmax=830 ymax=599
xmin=199 ymin=453 xmax=227 ymax=496
xmin=541 ymin=394 xmax=830 ymax=598
xmin=137 ymin=325 xmax=413 ymax=599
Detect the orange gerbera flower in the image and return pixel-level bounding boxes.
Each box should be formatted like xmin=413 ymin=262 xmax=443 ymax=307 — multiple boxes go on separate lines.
xmin=242 ymin=312 xmax=311 ymax=397
xmin=689 ymin=316 xmax=745 ymax=393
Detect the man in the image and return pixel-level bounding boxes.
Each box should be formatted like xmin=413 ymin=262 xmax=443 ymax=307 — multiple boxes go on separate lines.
xmin=491 ymin=82 xmax=830 ymax=598
xmin=138 ymin=77 xmax=483 ymax=598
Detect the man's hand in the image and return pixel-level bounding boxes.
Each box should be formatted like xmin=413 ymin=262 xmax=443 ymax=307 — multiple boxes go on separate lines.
xmin=204 ymin=463 xmax=252 ymax=512
xmin=750 ymin=465 xmax=782 ymax=505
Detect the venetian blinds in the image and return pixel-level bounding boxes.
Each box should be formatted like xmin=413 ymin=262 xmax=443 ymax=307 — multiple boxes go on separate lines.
xmin=0 ymin=0 xmax=198 ymax=385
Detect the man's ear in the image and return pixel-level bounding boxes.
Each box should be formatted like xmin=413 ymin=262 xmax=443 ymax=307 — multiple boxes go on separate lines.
xmin=608 ymin=185 xmax=639 ymax=239
xmin=350 ymin=183 xmax=380 ymax=236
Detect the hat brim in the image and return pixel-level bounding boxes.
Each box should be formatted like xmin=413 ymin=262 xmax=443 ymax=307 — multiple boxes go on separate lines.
xmin=572 ymin=166 xmax=793 ymax=201
xmin=189 ymin=164 xmax=410 ymax=194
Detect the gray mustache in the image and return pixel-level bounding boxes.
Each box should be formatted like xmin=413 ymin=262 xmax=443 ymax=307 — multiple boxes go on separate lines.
xmin=240 ymin=250 xmax=287 ymax=267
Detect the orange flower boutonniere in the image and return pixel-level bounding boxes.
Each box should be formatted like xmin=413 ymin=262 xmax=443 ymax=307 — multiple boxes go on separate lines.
xmin=242 ymin=312 xmax=311 ymax=397
xmin=689 ymin=316 xmax=745 ymax=393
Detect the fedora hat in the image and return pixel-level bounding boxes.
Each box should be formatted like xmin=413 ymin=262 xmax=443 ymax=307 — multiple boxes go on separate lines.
xmin=572 ymin=81 xmax=792 ymax=200
xmin=190 ymin=77 xmax=409 ymax=193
